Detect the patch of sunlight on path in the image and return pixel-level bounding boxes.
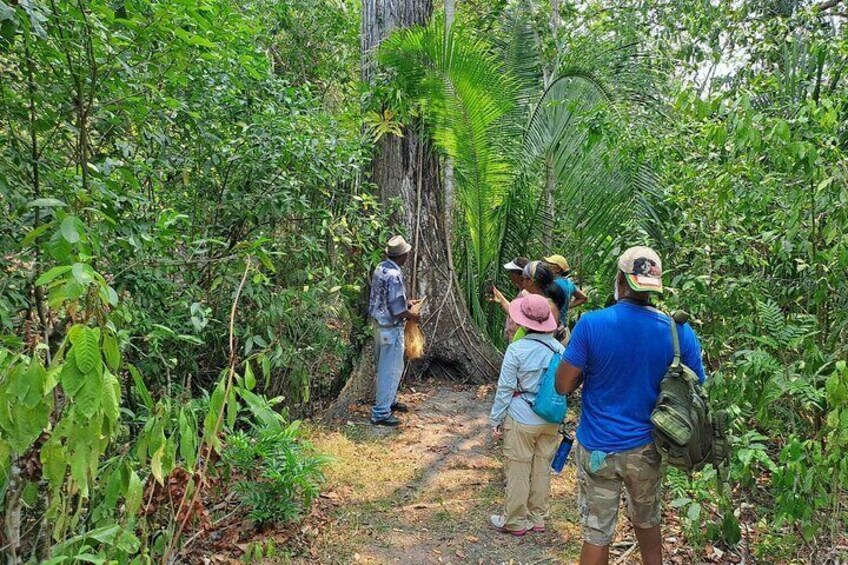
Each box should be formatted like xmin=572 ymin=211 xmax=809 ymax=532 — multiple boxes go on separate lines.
xmin=303 ymin=383 xmax=583 ymax=565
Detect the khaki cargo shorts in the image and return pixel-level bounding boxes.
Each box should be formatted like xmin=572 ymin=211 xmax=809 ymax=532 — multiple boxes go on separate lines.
xmin=574 ymin=441 xmax=663 ymax=546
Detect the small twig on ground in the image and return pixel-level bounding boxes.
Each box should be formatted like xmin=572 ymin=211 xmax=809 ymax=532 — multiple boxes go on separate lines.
xmin=180 ymin=506 xmax=243 ymax=553
xmin=401 ymin=497 xmax=488 ymax=511
xmin=613 ymin=543 xmax=638 ymax=564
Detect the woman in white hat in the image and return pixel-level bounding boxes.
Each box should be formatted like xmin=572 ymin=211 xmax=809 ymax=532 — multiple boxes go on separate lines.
xmin=488 ymin=293 xmax=564 ymax=536
xmin=491 ymin=257 xmax=529 ymax=342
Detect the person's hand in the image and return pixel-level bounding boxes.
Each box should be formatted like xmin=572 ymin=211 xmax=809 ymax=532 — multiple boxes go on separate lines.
xmin=491 ymin=425 xmax=502 ymax=441
xmin=491 ymin=286 xmax=507 ymax=305
xmin=408 ymin=298 xmax=425 ymax=315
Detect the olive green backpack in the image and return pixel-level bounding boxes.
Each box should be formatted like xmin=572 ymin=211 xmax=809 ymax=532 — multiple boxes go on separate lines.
xmin=650 ymin=311 xmax=730 ymax=472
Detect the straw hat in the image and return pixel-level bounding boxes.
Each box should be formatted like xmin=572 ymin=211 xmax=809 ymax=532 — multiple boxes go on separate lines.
xmin=543 ymin=254 xmax=570 ymax=273
xmin=386 ymin=235 xmax=412 ymax=257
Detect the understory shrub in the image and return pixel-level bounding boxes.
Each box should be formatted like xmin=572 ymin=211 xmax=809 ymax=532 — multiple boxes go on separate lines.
xmin=222 ymin=422 xmax=329 ymax=525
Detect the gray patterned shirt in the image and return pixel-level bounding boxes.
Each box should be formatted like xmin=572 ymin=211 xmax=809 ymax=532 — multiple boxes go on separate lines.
xmin=368 ymin=259 xmax=407 ymax=327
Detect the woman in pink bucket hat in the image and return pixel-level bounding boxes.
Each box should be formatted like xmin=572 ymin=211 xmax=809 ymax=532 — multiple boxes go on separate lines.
xmin=488 ymin=294 xmax=564 ymax=536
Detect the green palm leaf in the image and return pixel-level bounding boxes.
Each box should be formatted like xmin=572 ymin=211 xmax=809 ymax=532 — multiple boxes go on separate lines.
xmin=502 ymin=32 xmax=667 ymax=280
xmin=380 ymin=16 xmax=517 ymax=321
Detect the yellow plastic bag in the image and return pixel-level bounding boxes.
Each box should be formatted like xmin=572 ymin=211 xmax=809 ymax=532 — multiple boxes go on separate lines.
xmin=404 ymin=298 xmax=426 ymax=360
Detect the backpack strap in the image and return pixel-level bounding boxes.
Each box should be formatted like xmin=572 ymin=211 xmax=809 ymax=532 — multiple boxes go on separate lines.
xmin=645 ymin=304 xmax=682 ymax=369
xmin=670 ymin=316 xmax=681 ymax=369
xmin=515 ymin=337 xmax=559 ymax=399
xmin=534 ymin=338 xmax=559 ymax=355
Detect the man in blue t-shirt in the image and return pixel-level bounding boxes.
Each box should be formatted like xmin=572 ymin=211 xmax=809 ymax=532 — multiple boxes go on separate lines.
xmin=554 ymin=246 xmax=706 ymax=565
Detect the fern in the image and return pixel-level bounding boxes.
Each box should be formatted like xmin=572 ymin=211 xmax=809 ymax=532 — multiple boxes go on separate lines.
xmin=756 ymin=299 xmax=786 ymax=339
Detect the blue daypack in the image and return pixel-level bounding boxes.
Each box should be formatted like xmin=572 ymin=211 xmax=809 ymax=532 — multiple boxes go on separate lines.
xmin=518 ymin=339 xmax=568 ymax=424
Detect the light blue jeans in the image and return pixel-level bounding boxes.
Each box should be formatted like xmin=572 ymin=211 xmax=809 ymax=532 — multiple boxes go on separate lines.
xmin=371 ymin=324 xmax=405 ymax=421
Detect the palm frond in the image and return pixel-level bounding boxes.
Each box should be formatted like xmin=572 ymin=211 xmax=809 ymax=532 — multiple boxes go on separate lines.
xmin=379 ymin=14 xmax=669 ymax=337
xmin=498 ymin=35 xmax=667 ymax=280
xmin=379 ymin=16 xmax=517 ymax=322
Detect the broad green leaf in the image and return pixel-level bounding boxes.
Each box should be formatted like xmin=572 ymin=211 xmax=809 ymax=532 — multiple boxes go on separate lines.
xmin=0 ymin=382 xmax=13 ymax=434
xmin=43 ymin=365 xmax=60 ymax=395
xmin=129 ymin=365 xmax=153 ymax=412
xmin=178 ymin=410 xmax=197 ymax=467
xmin=260 ymin=355 xmax=271 ymax=388
xmin=150 ymin=443 xmax=165 ymax=485
xmin=203 ymin=380 xmax=226 ymax=452
xmin=75 ymin=369 xmax=104 ymax=415
xmin=8 ymin=400 xmax=49 ymax=453
xmin=243 ymin=361 xmax=255 ymax=391
xmin=60 ymin=351 xmax=86 ymax=398
xmin=125 ymin=469 xmax=143 ymax=516
xmin=87 ymin=524 xmax=123 ymax=546
xmin=115 ymin=530 xmax=140 ymax=553
xmin=687 ymin=502 xmax=702 ymax=522
xmin=71 ymin=554 xmax=105 ymax=564
xmin=35 ymin=265 xmax=72 ymax=286
xmin=22 ymin=222 xmax=53 ymax=247
xmin=28 ymin=198 xmax=68 ymax=208
xmin=240 ymin=389 xmax=283 ymax=429
xmin=72 ymin=327 xmax=101 ymax=374
xmin=22 ymin=360 xmax=46 ymax=408
xmin=102 ymin=330 xmax=120 ymax=371
xmin=69 ymin=445 xmax=90 ymax=498
xmin=7 ymin=362 xmax=29 ymax=400
xmin=41 ymin=440 xmax=67 ymax=488
xmin=62 ymin=279 xmax=85 ymax=302
xmin=104 ymin=466 xmax=123 ymax=508
xmin=102 ymin=371 xmax=121 ymax=423
xmin=0 ymin=438 xmax=10 ymax=481
xmin=71 ymin=263 xmax=94 ymax=286
xmin=98 ymin=284 xmax=119 ymax=307
xmin=226 ymin=388 xmax=238 ymax=429
xmin=60 ymin=215 xmax=81 ymax=244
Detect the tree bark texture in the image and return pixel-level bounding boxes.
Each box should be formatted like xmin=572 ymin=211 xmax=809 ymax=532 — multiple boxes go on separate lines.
xmin=325 ymin=0 xmax=502 ymax=420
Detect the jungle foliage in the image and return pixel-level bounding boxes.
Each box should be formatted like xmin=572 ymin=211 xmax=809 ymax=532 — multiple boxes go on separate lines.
xmin=0 ymin=0 xmax=370 ymax=562
xmin=0 ymin=0 xmax=846 ymax=562
xmin=373 ymin=0 xmax=848 ymax=559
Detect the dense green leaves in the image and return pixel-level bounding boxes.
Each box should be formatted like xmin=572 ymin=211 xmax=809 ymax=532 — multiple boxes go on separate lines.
xmin=0 ymin=0 xmax=843 ymax=561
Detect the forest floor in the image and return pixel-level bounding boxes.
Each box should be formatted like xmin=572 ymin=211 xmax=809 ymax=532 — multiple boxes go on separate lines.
xmin=286 ymin=382 xmax=739 ymax=565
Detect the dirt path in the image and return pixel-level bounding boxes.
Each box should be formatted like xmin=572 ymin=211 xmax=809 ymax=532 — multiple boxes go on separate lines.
xmin=304 ymin=383 xmax=641 ymax=565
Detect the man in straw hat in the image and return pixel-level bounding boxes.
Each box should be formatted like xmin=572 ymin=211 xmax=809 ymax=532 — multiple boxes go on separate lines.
xmin=554 ymin=246 xmax=707 ymax=565
xmin=367 ymin=235 xmax=420 ymax=427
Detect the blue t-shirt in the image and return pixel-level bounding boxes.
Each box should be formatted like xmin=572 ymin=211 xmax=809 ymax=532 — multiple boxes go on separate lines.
xmin=553 ymin=277 xmax=577 ymax=320
xmin=562 ymin=301 xmax=706 ymax=452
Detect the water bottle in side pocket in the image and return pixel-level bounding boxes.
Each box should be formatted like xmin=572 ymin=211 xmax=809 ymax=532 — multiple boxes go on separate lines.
xmin=551 ymin=433 xmax=574 ymax=474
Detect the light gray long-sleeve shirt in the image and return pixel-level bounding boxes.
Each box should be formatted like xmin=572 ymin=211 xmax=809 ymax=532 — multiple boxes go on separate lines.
xmin=489 ymin=333 xmax=564 ymax=428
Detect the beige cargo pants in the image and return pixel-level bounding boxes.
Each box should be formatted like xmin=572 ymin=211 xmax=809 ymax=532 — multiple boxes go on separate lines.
xmin=502 ymin=416 xmax=561 ymax=531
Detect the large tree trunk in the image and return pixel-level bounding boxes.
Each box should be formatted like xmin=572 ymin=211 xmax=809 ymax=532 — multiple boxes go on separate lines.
xmin=325 ymin=0 xmax=501 ymax=420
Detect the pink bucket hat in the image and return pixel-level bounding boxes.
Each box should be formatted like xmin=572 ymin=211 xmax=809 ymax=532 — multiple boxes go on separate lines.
xmin=508 ymin=294 xmax=557 ymax=333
